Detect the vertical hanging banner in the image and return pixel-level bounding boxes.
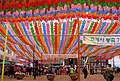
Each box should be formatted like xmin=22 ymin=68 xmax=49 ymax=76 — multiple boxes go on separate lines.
xmin=82 ymin=35 xmax=120 ymax=46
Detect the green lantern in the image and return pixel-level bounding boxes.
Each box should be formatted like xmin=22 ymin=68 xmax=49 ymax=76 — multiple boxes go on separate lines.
xmin=100 ymin=2 xmax=107 ymax=7
xmin=118 ymin=2 xmax=120 ymax=7
xmin=6 ymin=9 xmax=9 ymax=12
xmin=38 ymin=6 xmax=43 ymax=10
xmin=58 ymin=2 xmax=63 ymax=7
xmin=66 ymin=2 xmax=71 ymax=6
xmin=43 ymin=5 xmax=48 ymax=9
xmin=80 ymin=0 xmax=85 ymax=5
xmin=73 ymin=0 xmax=79 ymax=5
xmin=51 ymin=4 xmax=55 ymax=8
xmin=0 ymin=9 xmax=3 ymax=12
xmin=94 ymin=2 xmax=99 ymax=6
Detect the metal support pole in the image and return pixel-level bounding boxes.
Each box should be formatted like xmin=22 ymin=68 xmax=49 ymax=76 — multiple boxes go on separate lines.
xmin=1 ymin=22 xmax=8 ymax=81
xmin=113 ymin=57 xmax=115 ymax=67
xmin=100 ymin=56 xmax=102 ymax=68
xmin=88 ymin=56 xmax=90 ymax=75
xmin=78 ymin=20 xmax=80 ymax=81
xmin=33 ymin=46 xmax=35 ymax=76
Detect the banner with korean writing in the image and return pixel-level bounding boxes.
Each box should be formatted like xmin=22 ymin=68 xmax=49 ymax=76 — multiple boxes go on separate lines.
xmin=44 ymin=54 xmax=78 ymax=59
xmin=82 ymin=36 xmax=120 ymax=46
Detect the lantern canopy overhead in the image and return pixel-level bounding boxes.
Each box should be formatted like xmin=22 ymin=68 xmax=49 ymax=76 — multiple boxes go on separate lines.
xmin=0 ymin=0 xmax=120 ymax=60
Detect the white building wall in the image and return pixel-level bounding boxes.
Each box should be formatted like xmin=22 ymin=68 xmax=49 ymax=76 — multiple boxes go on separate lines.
xmin=0 ymin=48 xmax=16 ymax=61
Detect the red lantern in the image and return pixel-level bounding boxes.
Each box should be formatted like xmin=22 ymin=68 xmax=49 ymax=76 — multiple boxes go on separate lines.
xmin=113 ymin=16 xmax=118 ymax=20
xmin=3 ymin=19 xmax=7 ymax=22
xmin=3 ymin=5 xmax=8 ymax=9
xmin=17 ymin=4 xmax=22 ymax=9
xmin=42 ymin=16 xmax=47 ymax=21
xmin=25 ymin=17 xmax=29 ymax=21
xmin=64 ymin=0 xmax=68 ymax=2
xmin=76 ymin=12 xmax=81 ymax=17
xmin=87 ymin=14 xmax=91 ymax=19
xmin=24 ymin=3 xmax=28 ymax=8
xmin=36 ymin=16 xmax=41 ymax=21
xmin=61 ymin=14 xmax=66 ymax=19
xmin=23 ymin=18 xmax=27 ymax=22
xmin=27 ymin=3 xmax=30 ymax=8
xmin=113 ymin=0 xmax=119 ymax=2
xmin=93 ymin=15 xmax=97 ymax=19
xmin=7 ymin=19 xmax=10 ymax=22
xmin=82 ymin=13 xmax=87 ymax=18
xmin=108 ymin=15 xmax=112 ymax=20
xmin=29 ymin=17 xmax=34 ymax=22
xmin=10 ymin=3 xmax=15 ymax=9
xmin=67 ymin=14 xmax=71 ymax=19
xmin=69 ymin=0 xmax=74 ymax=2
xmin=54 ymin=0 xmax=60 ymax=5
xmin=32 ymin=2 xmax=38 ymax=7
xmin=0 ymin=4 xmax=2 ymax=8
xmin=71 ymin=14 xmax=75 ymax=18
xmin=54 ymin=15 xmax=59 ymax=20
xmin=46 ymin=0 xmax=52 ymax=6
xmin=97 ymin=0 xmax=103 ymax=2
xmin=39 ymin=1 xmax=45 ymax=6
xmin=105 ymin=0 xmax=111 ymax=2
xmin=17 ymin=18 xmax=22 ymax=22
xmin=48 ymin=15 xmax=53 ymax=20
xmin=24 ymin=3 xmax=30 ymax=8
xmin=103 ymin=15 xmax=107 ymax=20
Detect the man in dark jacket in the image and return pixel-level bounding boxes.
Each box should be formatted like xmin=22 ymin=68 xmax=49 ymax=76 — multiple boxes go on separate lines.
xmin=82 ymin=67 xmax=88 ymax=79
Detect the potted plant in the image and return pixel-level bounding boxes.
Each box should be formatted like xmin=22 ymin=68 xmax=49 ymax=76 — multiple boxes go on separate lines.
xmin=69 ymin=73 xmax=78 ymax=81
xmin=46 ymin=74 xmax=55 ymax=81
xmin=15 ymin=72 xmax=25 ymax=80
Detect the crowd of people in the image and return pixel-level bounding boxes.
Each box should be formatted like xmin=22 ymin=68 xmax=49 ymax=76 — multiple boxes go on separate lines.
xmin=1 ymin=64 xmax=120 ymax=80
xmin=3 ymin=65 xmax=78 ymax=79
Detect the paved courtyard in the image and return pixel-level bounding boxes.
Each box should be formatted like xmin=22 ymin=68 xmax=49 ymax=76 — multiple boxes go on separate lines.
xmin=2 ymin=73 xmax=120 ymax=81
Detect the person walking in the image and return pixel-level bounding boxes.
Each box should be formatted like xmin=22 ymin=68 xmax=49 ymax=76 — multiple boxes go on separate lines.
xmin=82 ymin=67 xmax=88 ymax=79
xmin=103 ymin=64 xmax=114 ymax=81
xmin=23 ymin=66 xmax=26 ymax=75
xmin=70 ymin=66 xmax=74 ymax=74
xmin=9 ymin=65 xmax=14 ymax=78
xmin=33 ymin=66 xmax=37 ymax=79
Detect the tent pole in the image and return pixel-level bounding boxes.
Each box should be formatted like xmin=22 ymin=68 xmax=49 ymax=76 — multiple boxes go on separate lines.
xmin=113 ymin=57 xmax=115 ymax=67
xmin=78 ymin=19 xmax=80 ymax=81
xmin=88 ymin=56 xmax=90 ymax=75
xmin=1 ymin=22 xmax=8 ymax=81
xmin=33 ymin=45 xmax=35 ymax=76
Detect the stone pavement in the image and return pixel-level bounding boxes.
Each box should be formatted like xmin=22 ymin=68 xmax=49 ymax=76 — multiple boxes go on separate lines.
xmin=2 ymin=73 xmax=120 ymax=81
